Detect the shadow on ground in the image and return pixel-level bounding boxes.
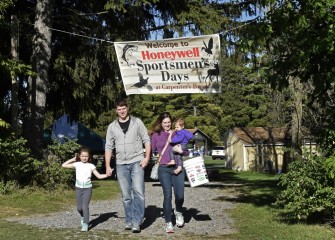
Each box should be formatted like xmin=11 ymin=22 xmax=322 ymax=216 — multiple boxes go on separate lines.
xmin=90 ymin=212 xmax=117 ymax=229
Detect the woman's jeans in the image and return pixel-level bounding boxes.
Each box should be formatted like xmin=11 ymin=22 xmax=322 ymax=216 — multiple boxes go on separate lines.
xmin=116 ymin=161 xmax=145 ymax=225
xmin=158 ymin=165 xmax=185 ymax=223
xmin=76 ymin=187 xmax=92 ymax=224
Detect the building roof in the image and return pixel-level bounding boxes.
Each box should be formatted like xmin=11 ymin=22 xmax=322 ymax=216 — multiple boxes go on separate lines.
xmin=187 ymin=128 xmax=211 ymax=140
xmin=231 ymin=127 xmax=291 ymax=145
xmin=230 ymin=127 xmax=315 ymax=146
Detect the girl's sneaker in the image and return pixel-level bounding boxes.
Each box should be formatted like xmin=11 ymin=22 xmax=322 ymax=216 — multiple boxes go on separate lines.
xmin=80 ymin=217 xmax=84 ymax=227
xmin=81 ymin=223 xmax=88 ymax=232
xmin=165 ymin=222 xmax=174 ymax=233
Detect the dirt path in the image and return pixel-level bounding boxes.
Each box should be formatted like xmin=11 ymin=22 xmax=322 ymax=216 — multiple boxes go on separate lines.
xmin=6 ymin=181 xmax=237 ymax=238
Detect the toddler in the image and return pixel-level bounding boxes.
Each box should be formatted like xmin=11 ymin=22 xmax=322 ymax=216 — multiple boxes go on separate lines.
xmin=168 ymin=118 xmax=193 ymax=174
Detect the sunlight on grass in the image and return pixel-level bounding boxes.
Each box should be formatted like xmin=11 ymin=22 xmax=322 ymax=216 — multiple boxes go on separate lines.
xmin=0 ymin=180 xmax=119 ymax=218
xmin=2 ymin=168 xmax=335 ymax=239
xmin=232 ymin=203 xmax=335 ymax=240
xmin=0 ymin=220 xmax=132 ymax=240
xmin=203 ymin=160 xmax=335 ymax=240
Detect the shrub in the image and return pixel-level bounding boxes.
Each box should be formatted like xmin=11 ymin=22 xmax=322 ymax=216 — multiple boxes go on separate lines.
xmin=275 ymin=155 xmax=335 ymax=223
xmin=33 ymin=138 xmax=81 ymax=190
xmin=0 ymin=180 xmax=19 ymax=195
xmin=0 ymin=134 xmax=41 ymax=186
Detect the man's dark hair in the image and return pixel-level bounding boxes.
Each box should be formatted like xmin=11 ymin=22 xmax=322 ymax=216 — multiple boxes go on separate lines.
xmin=115 ymin=98 xmax=128 ymax=108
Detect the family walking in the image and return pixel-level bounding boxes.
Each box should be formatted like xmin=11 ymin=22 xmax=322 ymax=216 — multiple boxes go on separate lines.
xmin=63 ymin=98 xmax=191 ymax=234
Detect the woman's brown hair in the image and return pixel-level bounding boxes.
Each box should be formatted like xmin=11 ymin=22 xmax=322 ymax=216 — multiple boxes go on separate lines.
xmin=151 ymin=112 xmax=172 ymax=135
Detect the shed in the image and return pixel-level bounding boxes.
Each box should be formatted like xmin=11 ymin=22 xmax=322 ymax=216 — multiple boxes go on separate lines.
xmin=223 ymin=127 xmax=318 ymax=172
xmin=43 ymin=114 xmax=106 ymax=154
xmin=187 ymin=128 xmax=211 ymax=155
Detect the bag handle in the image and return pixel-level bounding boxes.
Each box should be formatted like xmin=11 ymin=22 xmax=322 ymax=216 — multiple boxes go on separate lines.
xmin=157 ymin=131 xmax=173 ymax=163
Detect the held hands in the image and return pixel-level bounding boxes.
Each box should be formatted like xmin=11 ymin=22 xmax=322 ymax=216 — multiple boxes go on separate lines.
xmin=106 ymin=166 xmax=114 ymax=177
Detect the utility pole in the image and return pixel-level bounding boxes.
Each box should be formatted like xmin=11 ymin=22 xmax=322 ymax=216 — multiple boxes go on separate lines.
xmin=11 ymin=15 xmax=19 ymax=136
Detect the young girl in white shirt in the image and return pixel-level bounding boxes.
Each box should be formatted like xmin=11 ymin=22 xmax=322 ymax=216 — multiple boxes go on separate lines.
xmin=62 ymin=147 xmax=109 ymax=232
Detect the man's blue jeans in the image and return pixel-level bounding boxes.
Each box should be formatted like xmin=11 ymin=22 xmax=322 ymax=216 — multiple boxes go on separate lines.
xmin=158 ymin=165 xmax=185 ymax=223
xmin=116 ymin=161 xmax=145 ymax=225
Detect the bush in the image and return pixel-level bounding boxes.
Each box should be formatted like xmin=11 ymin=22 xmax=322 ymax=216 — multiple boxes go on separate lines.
xmin=0 ymin=134 xmax=41 ymax=186
xmin=0 ymin=133 xmax=83 ymax=192
xmin=0 ymin=180 xmax=19 ymax=195
xmin=33 ymin=138 xmax=81 ymax=190
xmin=275 ymin=155 xmax=335 ymax=223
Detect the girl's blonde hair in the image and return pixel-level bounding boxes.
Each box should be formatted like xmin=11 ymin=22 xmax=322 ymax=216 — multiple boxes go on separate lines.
xmin=175 ymin=118 xmax=185 ymax=128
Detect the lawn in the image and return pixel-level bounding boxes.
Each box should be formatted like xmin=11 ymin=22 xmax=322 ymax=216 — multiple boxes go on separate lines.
xmin=1 ymin=159 xmax=335 ymax=239
xmin=204 ymin=156 xmax=335 ymax=240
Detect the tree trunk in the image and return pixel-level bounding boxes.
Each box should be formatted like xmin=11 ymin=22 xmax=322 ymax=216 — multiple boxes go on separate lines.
xmin=11 ymin=15 xmax=19 ymax=136
xmin=24 ymin=0 xmax=54 ymax=157
xmin=289 ymin=77 xmax=303 ymax=158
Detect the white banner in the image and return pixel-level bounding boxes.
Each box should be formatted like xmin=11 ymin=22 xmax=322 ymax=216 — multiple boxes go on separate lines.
xmin=114 ymin=34 xmax=221 ymax=95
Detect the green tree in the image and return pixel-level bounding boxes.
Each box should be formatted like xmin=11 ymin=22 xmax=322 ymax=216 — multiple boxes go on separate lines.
xmin=263 ymin=0 xmax=335 ymax=153
xmin=1 ymin=0 xmax=294 ymax=155
xmin=24 ymin=0 xmax=55 ymax=157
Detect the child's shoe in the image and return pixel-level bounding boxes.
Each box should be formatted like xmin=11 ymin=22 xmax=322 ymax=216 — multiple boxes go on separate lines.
xmin=167 ymin=160 xmax=176 ymax=166
xmin=80 ymin=217 xmax=84 ymax=227
xmin=81 ymin=223 xmax=88 ymax=232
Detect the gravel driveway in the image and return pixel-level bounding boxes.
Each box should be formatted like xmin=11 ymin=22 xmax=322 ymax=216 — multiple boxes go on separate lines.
xmin=6 ymin=180 xmax=237 ymax=238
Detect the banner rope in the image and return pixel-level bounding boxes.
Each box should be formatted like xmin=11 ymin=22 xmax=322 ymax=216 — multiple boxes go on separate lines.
xmin=19 ymin=17 xmax=258 ymax=44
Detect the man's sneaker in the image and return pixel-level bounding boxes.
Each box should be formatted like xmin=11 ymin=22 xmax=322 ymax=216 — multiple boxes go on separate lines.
xmin=174 ymin=210 xmax=184 ymax=227
xmin=81 ymin=223 xmax=88 ymax=232
xmin=80 ymin=217 xmax=84 ymax=227
xmin=125 ymin=223 xmax=132 ymax=230
xmin=165 ymin=222 xmax=174 ymax=233
xmin=132 ymin=224 xmax=141 ymax=233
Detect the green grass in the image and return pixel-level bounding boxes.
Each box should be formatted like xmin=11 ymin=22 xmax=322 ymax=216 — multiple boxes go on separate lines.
xmin=232 ymin=204 xmax=335 ymax=240
xmin=202 ymin=157 xmax=335 ymax=240
xmin=1 ymin=166 xmax=335 ymax=239
xmin=0 ymin=180 xmax=119 ymax=218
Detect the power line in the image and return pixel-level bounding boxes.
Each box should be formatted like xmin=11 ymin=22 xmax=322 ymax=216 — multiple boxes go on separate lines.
xmin=19 ymin=17 xmax=258 ymax=44
xmin=19 ymin=20 xmax=114 ymax=44
xmin=220 ymin=17 xmax=259 ymax=35
xmin=49 ymin=26 xmax=114 ymax=44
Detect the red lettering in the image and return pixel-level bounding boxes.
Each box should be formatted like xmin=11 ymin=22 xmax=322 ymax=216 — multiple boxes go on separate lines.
xmin=141 ymin=48 xmax=200 ymax=61
xmin=141 ymin=51 xmax=150 ymax=60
